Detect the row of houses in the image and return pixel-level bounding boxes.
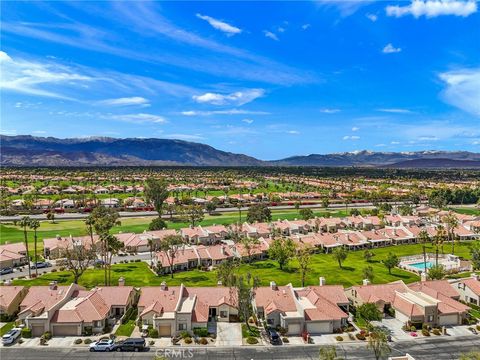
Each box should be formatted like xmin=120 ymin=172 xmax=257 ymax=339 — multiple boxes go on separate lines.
xmin=2 ymin=275 xmax=478 ymax=337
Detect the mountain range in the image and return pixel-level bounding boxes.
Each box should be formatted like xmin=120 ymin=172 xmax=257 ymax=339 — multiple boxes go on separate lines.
xmin=1 ymin=135 xmax=480 ymax=168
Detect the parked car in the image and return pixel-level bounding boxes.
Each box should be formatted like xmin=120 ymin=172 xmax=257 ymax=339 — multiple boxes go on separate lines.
xmin=0 ymin=267 xmax=14 ymax=275
xmin=113 ymin=338 xmax=146 ymax=352
xmin=31 ymin=262 xmax=52 ymax=269
xmin=2 ymin=328 xmax=21 ymax=345
xmin=89 ymin=339 xmax=115 ymax=352
xmin=267 ymin=329 xmax=281 ymax=345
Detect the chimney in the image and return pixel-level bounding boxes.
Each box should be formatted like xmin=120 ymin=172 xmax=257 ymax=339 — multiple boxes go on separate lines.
xmin=421 ymin=272 xmax=427 ymax=282
xmin=270 ymin=281 xmax=277 ymax=290
xmin=118 ymin=276 xmax=125 ymax=286
xmin=362 ymin=279 xmax=370 ymax=286
xmin=49 ymin=281 xmax=58 ymax=290
xmin=217 ymin=280 xmax=222 ymax=286
xmin=161 ymin=281 xmax=167 ymax=291
xmin=472 ymin=273 xmax=479 ymax=281
xmin=319 ymin=277 xmax=326 ymax=286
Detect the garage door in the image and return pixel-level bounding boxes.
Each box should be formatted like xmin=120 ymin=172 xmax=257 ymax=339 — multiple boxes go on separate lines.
xmin=52 ymin=325 xmax=79 ymax=336
xmin=158 ymin=324 xmax=171 ymax=337
xmin=439 ymin=314 xmax=459 ymax=326
xmin=287 ymin=323 xmax=302 ymax=335
xmin=31 ymin=325 xmax=45 ymax=337
xmin=307 ymin=321 xmax=331 ymax=334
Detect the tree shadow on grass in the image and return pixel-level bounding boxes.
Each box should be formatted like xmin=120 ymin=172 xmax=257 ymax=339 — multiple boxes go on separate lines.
xmin=181 ymin=275 xmax=211 ymax=282
xmin=391 ymin=272 xmax=414 ymax=280
xmin=112 ymin=268 xmax=135 ymax=273
xmin=250 ymin=262 xmax=276 ymax=270
xmin=341 ymin=266 xmax=355 ymax=272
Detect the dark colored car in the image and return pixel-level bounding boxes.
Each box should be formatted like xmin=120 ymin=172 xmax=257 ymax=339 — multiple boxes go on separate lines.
xmin=113 ymin=338 xmax=146 ymax=352
xmin=267 ymin=329 xmax=281 ymax=344
xmin=0 ymin=267 xmax=14 ymax=275
xmin=31 ymin=262 xmax=52 ymax=269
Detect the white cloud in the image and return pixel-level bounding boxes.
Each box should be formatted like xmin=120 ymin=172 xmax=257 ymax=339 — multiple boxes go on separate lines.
xmin=418 ymin=136 xmax=440 ymax=141
xmin=242 ymin=119 xmax=254 ymax=124
xmin=32 ymin=130 xmax=47 ymax=134
xmin=366 ymin=13 xmax=378 ymax=22
xmin=0 ymin=129 xmax=17 ymax=135
xmin=386 ymin=0 xmax=477 ymax=18
xmin=439 ymin=68 xmax=480 ymax=116
xmin=391 ymin=141 xmax=400 ymax=145
xmin=302 ymin=24 xmax=311 ymax=30
xmin=287 ymin=130 xmax=300 ymax=135
xmin=181 ymin=109 xmax=270 ymax=116
xmin=196 ymin=14 xmax=242 ymax=35
xmin=352 ymin=126 xmax=360 ymax=132
xmin=106 ymin=113 xmax=167 ymax=123
xmin=192 ymin=89 xmax=264 ymax=106
xmin=382 ymin=43 xmax=402 ymax=54
xmin=375 ymin=143 xmax=386 ymax=147
xmin=319 ymin=108 xmax=341 ymax=114
xmin=163 ymin=133 xmax=204 ymax=141
xmin=0 ymin=51 xmax=91 ymax=99
xmin=377 ymin=108 xmax=412 ymax=113
xmin=264 ymin=31 xmax=279 ymax=41
xmin=97 ymin=97 xmax=150 ymax=107
xmin=343 ymin=135 xmax=360 ymax=140
xmin=278 ymin=27 xmax=286 ymax=33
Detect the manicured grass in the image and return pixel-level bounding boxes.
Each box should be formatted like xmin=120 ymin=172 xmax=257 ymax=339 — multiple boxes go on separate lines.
xmin=0 ymin=322 xmax=15 ymax=336
xmin=450 ymin=207 xmax=480 ymax=216
xmin=241 ymin=324 xmax=260 ymax=338
xmin=115 ymin=320 xmax=136 ymax=337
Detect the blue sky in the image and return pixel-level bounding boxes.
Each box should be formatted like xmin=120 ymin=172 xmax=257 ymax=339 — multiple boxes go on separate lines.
xmin=1 ymin=0 xmax=479 ymax=160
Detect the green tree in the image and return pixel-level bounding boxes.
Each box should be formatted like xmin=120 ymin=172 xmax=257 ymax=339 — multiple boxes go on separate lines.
xmin=321 ymin=198 xmax=330 ymax=209
xmin=459 ymin=351 xmax=480 ymax=360
xmin=297 ymin=246 xmax=312 ymax=287
xmin=299 ymin=208 xmax=314 ymax=220
xmin=367 ymin=326 xmax=391 ymax=360
xmin=428 ymin=264 xmax=446 ymax=280
xmin=205 ymin=201 xmax=217 ymax=215
xmin=470 ymin=242 xmax=480 ymax=270
xmin=29 ymin=219 xmax=40 ymax=276
xmin=268 ymin=237 xmax=296 ymax=270
xmin=19 ymin=216 xmax=32 ymax=278
xmin=158 ymin=234 xmax=185 ymax=278
xmin=64 ymin=244 xmax=96 ymax=284
xmin=144 ymin=179 xmax=169 ymax=216
xmin=363 ymin=249 xmax=375 ymax=263
xmin=239 ymin=236 xmax=260 ymax=263
xmin=443 ymin=212 xmax=459 ymax=255
xmin=246 ymin=204 xmax=271 ymax=223
xmin=383 ymin=252 xmax=399 ymax=275
xmin=433 ymin=225 xmax=447 ymax=266
xmin=148 ymin=217 xmax=167 ymax=231
xmin=356 ymin=303 xmax=382 ymax=321
xmin=319 ymin=346 xmax=343 ymax=360
xmin=182 ymin=205 xmax=204 ymax=227
xmin=417 ymin=229 xmax=431 ymax=274
xmin=46 ymin=211 xmax=55 ymax=224
xmin=332 ymin=247 xmax=348 ymax=269
xmin=363 ymin=265 xmax=374 ymax=283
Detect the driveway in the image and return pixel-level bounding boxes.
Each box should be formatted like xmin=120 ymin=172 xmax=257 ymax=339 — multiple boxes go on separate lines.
xmin=371 ymin=318 xmax=411 ymax=341
xmin=216 ymin=322 xmax=242 ymax=346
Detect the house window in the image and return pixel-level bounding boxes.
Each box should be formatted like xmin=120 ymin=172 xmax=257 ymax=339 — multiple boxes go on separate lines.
xmin=267 ymin=318 xmax=273 ymax=325
xmin=178 ymin=323 xmax=187 ymax=331
xmin=427 ymin=315 xmax=434 ymax=322
xmin=94 ymin=320 xmax=102 ymax=327
xmin=220 ymin=311 xmax=228 ymax=318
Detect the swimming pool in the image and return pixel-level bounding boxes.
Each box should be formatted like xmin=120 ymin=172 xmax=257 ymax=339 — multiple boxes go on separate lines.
xmin=408 ymin=261 xmax=433 ymax=270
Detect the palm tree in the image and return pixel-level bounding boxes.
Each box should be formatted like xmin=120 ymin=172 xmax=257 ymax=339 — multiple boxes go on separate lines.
xmin=434 ymin=225 xmax=447 ymax=266
xmin=29 ymin=219 xmax=40 ymax=276
xmin=19 ymin=216 xmax=32 ymax=278
xmin=443 ymin=212 xmax=459 ymax=255
xmin=417 ymin=229 xmax=430 ymax=274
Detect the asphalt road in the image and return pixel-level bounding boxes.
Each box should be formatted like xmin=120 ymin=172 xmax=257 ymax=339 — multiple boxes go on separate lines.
xmin=1 ymin=336 xmax=479 ymax=360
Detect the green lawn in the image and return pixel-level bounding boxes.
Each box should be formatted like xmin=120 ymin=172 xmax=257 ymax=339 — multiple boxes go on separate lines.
xmin=241 ymin=324 xmax=260 ymax=338
xmin=0 ymin=322 xmax=15 ymax=336
xmin=115 ymin=320 xmax=136 ymax=337
xmin=450 ymin=207 xmax=480 ymax=216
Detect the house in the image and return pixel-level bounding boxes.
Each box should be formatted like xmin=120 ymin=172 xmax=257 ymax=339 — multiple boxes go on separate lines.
xmin=241 ymin=222 xmax=271 ymax=238
xmin=234 ymin=238 xmax=270 ymax=261
xmin=181 ymin=227 xmax=210 ymax=245
xmin=297 ymin=233 xmax=343 ymax=253
xmin=336 ymin=231 xmax=370 ymax=250
xmin=450 ymin=274 xmax=480 ymax=306
xmin=205 ymin=244 xmax=236 ymax=266
xmin=345 ymin=281 xmax=409 ymax=313
xmin=43 ymin=235 xmax=100 ymax=259
xmin=138 ymin=283 xmax=238 ymax=336
xmin=156 ymin=247 xmax=199 ymax=274
xmin=361 ymin=229 xmax=392 ymax=248
xmin=18 ymin=282 xmax=136 ymax=336
xmin=101 ymin=198 xmax=120 ymax=208
xmin=0 ymin=243 xmax=28 ymax=269
xmin=0 ymin=285 xmax=28 ymax=316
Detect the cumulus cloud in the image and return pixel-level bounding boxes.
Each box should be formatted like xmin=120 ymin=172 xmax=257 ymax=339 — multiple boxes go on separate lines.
xmin=439 ymin=68 xmax=480 ymax=116
xmin=264 ymin=31 xmax=279 ymax=41
xmin=386 ymin=0 xmax=477 ymax=18
xmin=343 ymin=135 xmax=360 ymax=140
xmin=196 ymin=14 xmax=242 ymax=35
xmin=366 ymin=13 xmax=378 ymax=21
xmin=352 ymin=126 xmax=360 ymax=132
xmin=302 ymin=24 xmax=311 ymax=30
xmin=382 ymin=43 xmax=402 ymax=54
xmin=242 ymin=119 xmax=254 ymax=124
xmin=192 ymin=89 xmax=264 ymax=106
xmin=319 ymin=108 xmax=341 ymax=114
xmin=97 ymin=97 xmax=150 ymax=107
xmin=106 ymin=113 xmax=167 ymax=123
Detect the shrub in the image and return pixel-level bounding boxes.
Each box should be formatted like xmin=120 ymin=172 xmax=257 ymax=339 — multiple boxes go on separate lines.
xmin=246 ymin=336 xmax=258 ymax=344
xmin=278 ymin=327 xmax=287 ymax=336
xmin=336 ymin=336 xmax=344 ymax=341
xmin=432 ymin=329 xmax=441 ymax=335
xmin=43 ymin=331 xmax=52 ymax=340
xmin=149 ymin=340 xmax=155 ymax=346
xmin=355 ymin=333 xmax=366 ymax=340
xmin=184 ymin=337 xmax=192 ymax=344
xmin=421 ymin=329 xmax=430 ymax=336
xmin=135 ymin=259 xmax=141 ymax=262
xmin=21 ymin=328 xmax=32 ymax=338
xmin=39 ymin=337 xmax=48 ymax=345
xmin=74 ymin=339 xmax=82 ymax=345
xmin=477 ymin=325 xmax=480 ymax=331
xmin=84 ymin=339 xmax=92 ymax=344
xmin=180 ymin=330 xmax=190 ymax=339
xmin=199 ymin=337 xmax=208 ymax=345
xmin=148 ymin=328 xmax=159 ymax=338
xmin=51 ymin=269 xmax=57 ymax=273
xmin=410 ymin=326 xmax=417 ymax=332
xmin=59 ymin=267 xmax=65 ymax=271
xmin=282 ymin=337 xmax=289 ymax=343
xmin=193 ymin=327 xmax=209 ymax=337
xmin=18 ymin=339 xmax=23 ymax=344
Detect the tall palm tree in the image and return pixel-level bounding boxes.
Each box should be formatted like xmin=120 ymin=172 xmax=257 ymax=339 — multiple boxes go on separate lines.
xmin=29 ymin=219 xmax=40 ymax=276
xmin=19 ymin=216 xmax=32 ymax=278
xmin=443 ymin=212 xmax=459 ymax=255
xmin=417 ymin=229 xmax=430 ymax=274
xmin=434 ymin=225 xmax=447 ymax=266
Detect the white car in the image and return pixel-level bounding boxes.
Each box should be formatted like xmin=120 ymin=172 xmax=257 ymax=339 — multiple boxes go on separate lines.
xmin=89 ymin=339 xmax=115 ymax=352
xmin=2 ymin=328 xmax=21 ymax=345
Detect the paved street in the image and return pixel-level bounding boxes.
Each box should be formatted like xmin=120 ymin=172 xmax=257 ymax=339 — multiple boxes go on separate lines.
xmin=1 ymin=336 xmax=479 ymax=359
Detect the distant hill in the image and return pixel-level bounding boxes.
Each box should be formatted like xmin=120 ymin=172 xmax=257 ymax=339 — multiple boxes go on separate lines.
xmin=1 ymin=135 xmax=479 ymax=168
xmin=0 ymin=135 xmax=264 ymax=166
xmin=273 ymin=150 xmax=480 ymax=167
